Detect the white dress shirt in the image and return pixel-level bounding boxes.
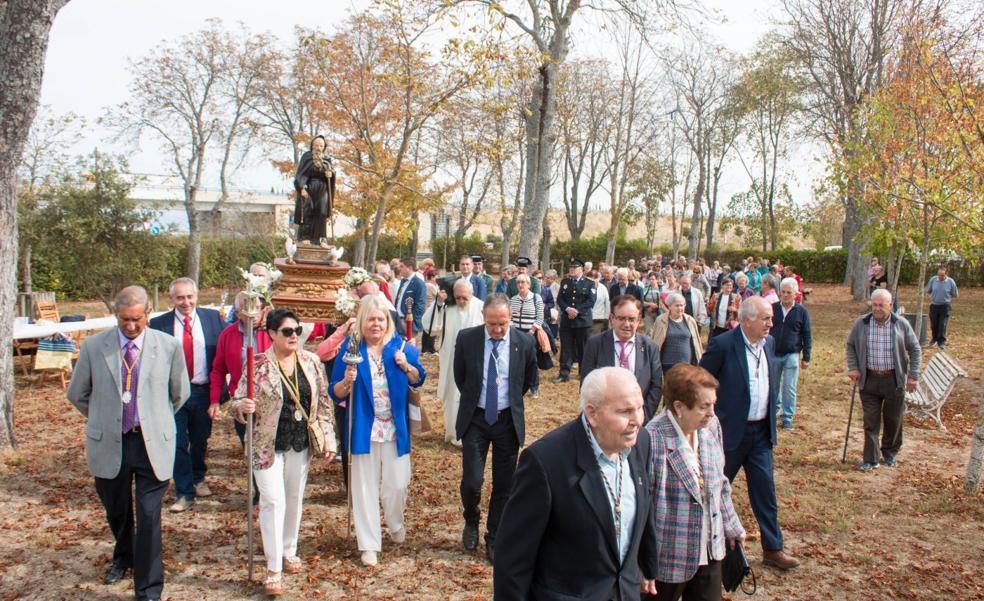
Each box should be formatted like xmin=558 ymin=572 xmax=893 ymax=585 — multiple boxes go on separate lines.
xmin=479 ymin=329 xmax=511 ymax=411
xmin=741 ymin=329 xmax=769 ymax=421
xmin=173 ymin=310 xmax=207 ymax=384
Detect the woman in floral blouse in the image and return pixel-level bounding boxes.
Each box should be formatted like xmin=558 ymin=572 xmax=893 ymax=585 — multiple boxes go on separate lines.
xmin=330 ymin=295 xmax=426 ymax=567
xmin=230 ymin=308 xmax=337 ymax=597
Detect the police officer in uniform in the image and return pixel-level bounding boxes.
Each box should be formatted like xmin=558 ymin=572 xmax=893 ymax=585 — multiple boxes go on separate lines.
xmin=472 ymin=255 xmax=494 ymax=298
xmin=552 ymin=259 xmax=595 ymax=383
xmin=504 ymin=256 xmax=541 ymax=298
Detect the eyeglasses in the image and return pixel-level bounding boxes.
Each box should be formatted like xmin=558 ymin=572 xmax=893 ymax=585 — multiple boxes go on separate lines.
xmin=277 ymin=326 xmax=303 ymax=337
xmin=612 ymin=316 xmax=639 ymax=324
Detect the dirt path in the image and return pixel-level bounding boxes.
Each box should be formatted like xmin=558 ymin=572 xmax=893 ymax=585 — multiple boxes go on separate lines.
xmin=2 ymin=284 xmax=982 ymax=600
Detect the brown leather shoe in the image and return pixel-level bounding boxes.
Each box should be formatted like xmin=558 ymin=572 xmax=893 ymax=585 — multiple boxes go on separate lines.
xmin=762 ymin=549 xmax=801 ymax=570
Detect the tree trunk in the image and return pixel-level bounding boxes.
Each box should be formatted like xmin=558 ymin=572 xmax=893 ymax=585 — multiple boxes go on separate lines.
xmin=353 ymin=218 xmax=367 ymax=268
xmin=21 ymin=243 xmax=32 ymax=295
xmin=842 ymin=199 xmax=868 ymax=299
xmin=687 ymin=164 xmax=705 ymax=261
xmin=915 ymin=206 xmax=930 ymax=334
xmin=366 ymin=182 xmax=395 ymax=268
xmin=540 ymin=211 xmax=551 ymax=271
xmin=185 ymin=188 xmax=202 ymax=283
xmin=409 ymin=210 xmax=419 ymax=259
xmin=705 ymin=166 xmax=719 ymax=250
xmin=605 ymin=233 xmax=617 ymax=266
xmin=965 ymin=374 xmax=984 ymax=492
xmin=0 ymin=0 xmax=69 ymax=450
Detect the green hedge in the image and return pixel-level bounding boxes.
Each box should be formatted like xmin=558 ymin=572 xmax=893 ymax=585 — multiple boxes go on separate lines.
xmin=26 ymin=235 xmax=284 ymax=300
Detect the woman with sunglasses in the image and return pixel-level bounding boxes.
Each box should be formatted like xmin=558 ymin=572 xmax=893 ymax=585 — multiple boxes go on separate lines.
xmin=230 ymin=308 xmax=337 ymax=597
xmin=329 ymin=295 xmax=426 ymax=567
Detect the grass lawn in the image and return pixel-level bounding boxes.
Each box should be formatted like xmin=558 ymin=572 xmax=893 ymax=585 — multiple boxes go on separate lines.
xmin=2 ymin=283 xmax=982 ymax=600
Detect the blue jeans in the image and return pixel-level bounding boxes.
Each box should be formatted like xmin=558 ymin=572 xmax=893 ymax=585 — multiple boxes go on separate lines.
xmin=774 ymin=353 xmax=800 ymax=426
xmin=173 ymin=385 xmax=212 ymax=500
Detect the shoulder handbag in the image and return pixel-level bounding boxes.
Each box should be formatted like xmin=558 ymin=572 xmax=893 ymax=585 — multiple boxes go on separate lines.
xmin=722 ymin=541 xmax=756 ymax=594
xmin=284 ymin=361 xmax=327 ymax=456
xmin=399 ymin=340 xmax=431 ymax=434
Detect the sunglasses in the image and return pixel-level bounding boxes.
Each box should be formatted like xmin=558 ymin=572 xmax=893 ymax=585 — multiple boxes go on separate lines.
xmin=276 ymin=326 xmax=303 ymax=337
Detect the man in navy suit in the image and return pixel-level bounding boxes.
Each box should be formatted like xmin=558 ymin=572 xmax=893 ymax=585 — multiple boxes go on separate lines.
xmin=607 ymin=267 xmax=643 ymax=303
xmin=699 ymin=296 xmax=800 ymax=570
xmin=394 ymin=257 xmax=426 ymax=337
xmin=149 ymin=277 xmax=226 ymax=512
xmin=454 ymin=294 xmax=538 ymax=564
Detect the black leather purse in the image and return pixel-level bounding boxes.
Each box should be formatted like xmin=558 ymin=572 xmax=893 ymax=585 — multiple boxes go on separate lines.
xmin=722 ymin=542 xmax=756 ymax=594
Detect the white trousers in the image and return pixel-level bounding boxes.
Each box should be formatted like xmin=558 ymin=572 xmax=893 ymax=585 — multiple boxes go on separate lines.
xmin=254 ymin=449 xmax=310 ymax=572
xmin=351 ymin=441 xmax=411 ymax=552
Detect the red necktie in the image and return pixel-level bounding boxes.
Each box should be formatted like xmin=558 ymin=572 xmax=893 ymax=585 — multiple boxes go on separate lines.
xmin=183 ymin=315 xmax=194 ymax=379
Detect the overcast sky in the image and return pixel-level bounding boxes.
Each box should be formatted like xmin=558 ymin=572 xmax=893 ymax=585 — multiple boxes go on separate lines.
xmin=40 ymin=0 xmax=820 ymax=209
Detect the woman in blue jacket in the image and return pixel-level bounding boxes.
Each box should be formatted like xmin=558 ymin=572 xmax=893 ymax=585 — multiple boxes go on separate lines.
xmin=330 ymin=295 xmax=425 ymax=567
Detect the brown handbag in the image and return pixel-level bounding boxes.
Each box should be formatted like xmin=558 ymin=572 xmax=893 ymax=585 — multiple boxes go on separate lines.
xmin=400 ymin=340 xmax=431 ymax=434
xmin=283 ymin=366 xmax=327 ymax=456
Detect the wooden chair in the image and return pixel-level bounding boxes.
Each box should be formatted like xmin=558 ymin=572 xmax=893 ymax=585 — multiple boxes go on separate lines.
xmin=34 ymin=300 xmax=60 ymax=322
xmin=904 ymin=351 xmax=968 ymax=432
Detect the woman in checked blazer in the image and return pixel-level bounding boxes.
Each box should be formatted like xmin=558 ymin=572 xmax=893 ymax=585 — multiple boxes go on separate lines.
xmin=643 ymin=364 xmax=745 ymax=601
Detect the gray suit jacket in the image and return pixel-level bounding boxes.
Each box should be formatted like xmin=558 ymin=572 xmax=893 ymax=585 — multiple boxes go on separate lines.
xmin=67 ymin=327 xmax=190 ymax=481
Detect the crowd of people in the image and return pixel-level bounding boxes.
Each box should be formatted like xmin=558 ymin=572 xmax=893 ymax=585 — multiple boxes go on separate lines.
xmin=65 ymin=249 xmax=958 ymax=600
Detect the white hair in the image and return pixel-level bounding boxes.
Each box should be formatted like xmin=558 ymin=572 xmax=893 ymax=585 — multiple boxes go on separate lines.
xmin=780 ymin=277 xmax=799 ymax=292
xmin=665 ymin=292 xmax=685 ymax=307
xmin=580 ymin=367 xmax=639 ymax=412
xmin=871 ymin=288 xmax=893 ymax=303
xmin=678 ymin=273 xmax=692 ymax=283
xmin=735 ymin=273 xmax=749 ymax=285
xmin=616 ymin=267 xmax=629 ymax=278
xmin=738 ymin=296 xmax=770 ymax=322
xmin=168 ymin=277 xmax=198 ymax=296
xmin=453 ymin=278 xmax=473 ymax=293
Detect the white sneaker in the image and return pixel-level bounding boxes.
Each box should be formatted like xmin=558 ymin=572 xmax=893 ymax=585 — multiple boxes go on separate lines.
xmin=169 ymin=497 xmax=194 ymax=513
xmin=194 ymin=481 xmax=212 ymax=497
xmin=390 ymin=527 xmax=406 ymax=543
xmin=361 ymin=551 xmax=378 ymax=566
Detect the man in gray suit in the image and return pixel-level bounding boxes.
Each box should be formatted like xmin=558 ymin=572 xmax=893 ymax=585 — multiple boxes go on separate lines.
xmin=67 ymin=286 xmax=189 ymax=601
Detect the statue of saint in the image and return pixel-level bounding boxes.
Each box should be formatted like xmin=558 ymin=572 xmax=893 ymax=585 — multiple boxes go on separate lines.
xmin=293 ymin=135 xmax=337 ymax=246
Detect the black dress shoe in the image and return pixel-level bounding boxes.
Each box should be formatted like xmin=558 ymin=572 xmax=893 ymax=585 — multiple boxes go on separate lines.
xmin=104 ymin=561 xmax=128 ymax=585
xmin=462 ymin=523 xmax=479 ymax=551
xmin=485 ymin=541 xmax=495 ymax=565
xmin=551 ymin=375 xmax=569 ymax=384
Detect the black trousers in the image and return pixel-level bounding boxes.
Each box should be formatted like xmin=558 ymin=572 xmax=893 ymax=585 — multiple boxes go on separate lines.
xmin=559 ymin=326 xmax=590 ymax=378
xmin=460 ymin=407 xmax=520 ymax=545
xmin=860 ymin=372 xmax=905 ymax=464
xmin=93 ymin=430 xmax=168 ymax=600
xmin=929 ymin=303 xmax=951 ymax=345
xmin=648 ymin=560 xmax=723 ymax=601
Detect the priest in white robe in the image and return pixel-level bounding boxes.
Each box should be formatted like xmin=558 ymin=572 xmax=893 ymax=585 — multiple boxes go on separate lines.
xmin=422 ymin=278 xmax=485 ymax=446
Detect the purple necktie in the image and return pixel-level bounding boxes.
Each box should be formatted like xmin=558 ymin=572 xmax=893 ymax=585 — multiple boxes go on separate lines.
xmin=122 ymin=341 xmax=140 ymax=433
xmin=618 ymin=341 xmax=630 ymax=369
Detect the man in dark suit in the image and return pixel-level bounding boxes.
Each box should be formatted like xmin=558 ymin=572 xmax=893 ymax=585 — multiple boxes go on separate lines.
xmin=67 ymin=286 xmax=189 ymax=601
xmin=553 ymin=258 xmax=596 ymax=383
xmin=453 ymin=294 xmax=538 ymax=564
xmin=394 ymin=256 xmax=426 ymax=336
xmin=699 ymin=296 xmax=800 ymax=570
xmin=148 ymin=277 xmax=225 ymax=512
xmin=581 ymin=295 xmax=663 ymax=422
xmin=494 ymin=367 xmax=657 ymax=601
xmin=608 ymin=267 xmax=643 ymax=303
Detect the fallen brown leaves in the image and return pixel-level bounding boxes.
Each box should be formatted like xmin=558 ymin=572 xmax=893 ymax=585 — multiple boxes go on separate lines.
xmin=1 ymin=284 xmax=982 ymax=599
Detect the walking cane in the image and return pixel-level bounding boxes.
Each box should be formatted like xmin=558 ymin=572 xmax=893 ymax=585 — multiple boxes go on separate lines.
xmin=405 ymin=298 xmax=414 ymax=342
xmin=243 ymin=300 xmax=257 ymax=582
xmin=841 ymin=382 xmax=858 ymax=463
xmin=341 ymin=333 xmax=363 ymax=537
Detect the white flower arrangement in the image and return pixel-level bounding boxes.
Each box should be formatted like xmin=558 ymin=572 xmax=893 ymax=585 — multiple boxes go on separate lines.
xmin=335 ymin=288 xmax=359 ymax=317
xmin=239 ymin=262 xmax=282 ymax=306
xmin=343 ymin=267 xmax=372 ymax=288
